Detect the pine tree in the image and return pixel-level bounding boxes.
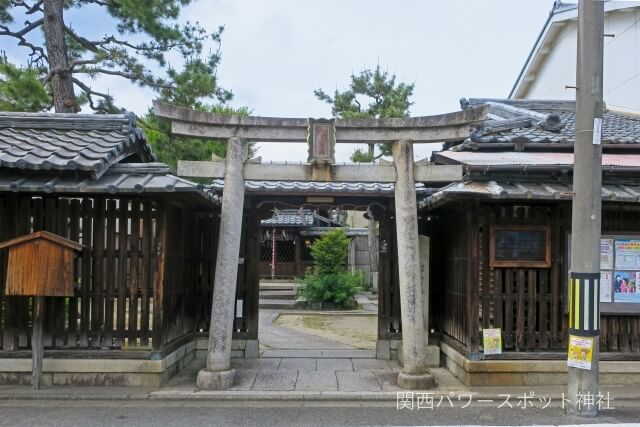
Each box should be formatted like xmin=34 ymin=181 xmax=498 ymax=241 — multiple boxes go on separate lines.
xmin=314 ymin=65 xmax=415 ymax=162
xmin=0 ymin=54 xmax=50 ymax=111
xmin=0 ymin=0 xmax=226 ymax=113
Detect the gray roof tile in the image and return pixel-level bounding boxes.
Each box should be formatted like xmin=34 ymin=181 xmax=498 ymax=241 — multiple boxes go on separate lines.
xmin=262 ymin=209 xmax=316 ymax=227
xmin=0 ymin=112 xmax=155 ymax=179
xmin=457 ymin=98 xmax=640 ymax=149
xmin=211 ymin=179 xmax=428 ymax=195
xmin=424 ymin=179 xmax=640 ymax=209
xmin=0 ymin=163 xmax=217 ymax=205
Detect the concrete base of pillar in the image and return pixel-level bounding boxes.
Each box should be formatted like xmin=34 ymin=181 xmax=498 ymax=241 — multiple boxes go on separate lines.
xmin=245 ymin=340 xmax=259 ymax=359
xmin=396 ymin=342 xmax=441 ymax=367
xmin=376 ymin=340 xmax=391 ymax=360
xmin=196 ymin=368 xmax=236 ymax=390
xmin=397 ymin=371 xmax=436 ymax=390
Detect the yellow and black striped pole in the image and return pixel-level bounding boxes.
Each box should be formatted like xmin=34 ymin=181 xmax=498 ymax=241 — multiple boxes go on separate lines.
xmin=569 ymin=272 xmax=600 ymax=336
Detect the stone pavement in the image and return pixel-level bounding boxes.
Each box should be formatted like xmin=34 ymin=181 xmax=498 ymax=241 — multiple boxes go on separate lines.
xmin=163 ymin=356 xmax=424 ymax=393
xmin=259 ymin=309 xmax=361 ymax=350
xmin=3 ymin=359 xmax=640 ymax=405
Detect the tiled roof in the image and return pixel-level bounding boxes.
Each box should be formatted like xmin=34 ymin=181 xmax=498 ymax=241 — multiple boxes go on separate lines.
xmin=453 ymin=99 xmax=640 ymax=150
xmin=211 ymin=179 xmax=429 ymax=195
xmin=0 ymin=163 xmax=217 ymax=205
xmin=0 ymin=112 xmax=155 ymax=179
xmin=261 ymin=209 xmax=343 ymax=227
xmin=434 ymin=151 xmax=640 ymax=169
xmin=423 ymin=179 xmax=640 ymax=209
xmin=261 ymin=209 xmax=316 ymax=227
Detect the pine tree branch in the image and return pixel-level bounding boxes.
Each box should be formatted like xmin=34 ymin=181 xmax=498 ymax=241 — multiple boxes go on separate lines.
xmin=80 ymin=0 xmax=109 ymax=6
xmin=62 ymin=24 xmax=101 ymax=53
xmin=0 ymin=19 xmax=47 ymax=63
xmin=72 ymin=77 xmax=114 ymax=112
xmin=41 ymin=58 xmax=100 ymax=82
xmin=95 ymin=34 xmax=208 ymax=53
xmin=0 ymin=18 xmax=44 ymax=37
xmin=75 ymin=67 xmax=175 ymax=90
xmin=10 ymin=0 xmax=44 ymax=14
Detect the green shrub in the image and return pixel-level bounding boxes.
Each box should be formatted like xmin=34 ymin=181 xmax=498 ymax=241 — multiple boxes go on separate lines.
xmin=301 ymin=272 xmax=362 ymax=307
xmin=300 ymin=229 xmax=362 ymax=307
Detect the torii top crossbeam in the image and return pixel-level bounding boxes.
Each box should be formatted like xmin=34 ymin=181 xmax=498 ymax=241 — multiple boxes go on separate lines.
xmin=153 ymin=101 xmax=488 ymax=144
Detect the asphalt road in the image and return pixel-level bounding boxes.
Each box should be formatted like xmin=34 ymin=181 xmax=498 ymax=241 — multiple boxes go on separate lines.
xmin=1 ymin=400 xmax=639 ymax=427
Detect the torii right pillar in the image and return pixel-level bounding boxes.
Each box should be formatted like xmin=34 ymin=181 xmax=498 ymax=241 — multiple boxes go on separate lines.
xmin=392 ymin=139 xmax=435 ymax=390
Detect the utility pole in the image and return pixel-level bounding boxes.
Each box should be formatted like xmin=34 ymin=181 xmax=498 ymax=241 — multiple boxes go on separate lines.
xmin=568 ymin=0 xmax=604 ymax=417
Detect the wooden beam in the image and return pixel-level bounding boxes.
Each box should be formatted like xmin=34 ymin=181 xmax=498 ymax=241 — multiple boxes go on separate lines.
xmin=177 ymin=161 xmax=462 ymax=183
xmin=154 ymin=101 xmax=488 ymax=144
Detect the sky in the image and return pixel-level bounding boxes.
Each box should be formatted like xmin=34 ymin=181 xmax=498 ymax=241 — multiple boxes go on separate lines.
xmin=3 ymin=0 xmax=561 ymax=162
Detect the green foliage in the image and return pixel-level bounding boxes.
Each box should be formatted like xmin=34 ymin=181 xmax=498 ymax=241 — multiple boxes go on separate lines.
xmin=301 ymin=272 xmax=362 ymax=308
xmin=314 ymin=65 xmax=415 ymax=161
xmin=300 ymin=229 xmax=361 ymax=307
xmin=310 ymin=229 xmax=351 ymax=276
xmin=2 ymin=1 xmax=256 ymax=166
xmin=0 ymin=57 xmax=50 ymax=111
xmin=0 ymin=0 xmax=229 ymax=112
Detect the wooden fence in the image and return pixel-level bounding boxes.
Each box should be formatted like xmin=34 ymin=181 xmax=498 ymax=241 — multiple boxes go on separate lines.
xmin=0 ymin=194 xmax=218 ymax=354
xmin=430 ymin=201 xmax=640 ymax=356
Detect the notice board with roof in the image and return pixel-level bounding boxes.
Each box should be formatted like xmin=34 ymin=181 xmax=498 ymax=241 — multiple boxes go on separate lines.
xmin=0 ymin=231 xmax=81 ymax=297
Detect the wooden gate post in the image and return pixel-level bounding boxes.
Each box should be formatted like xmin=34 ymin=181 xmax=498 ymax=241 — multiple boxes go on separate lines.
xmin=392 ymin=139 xmax=435 ymax=390
xmin=31 ymin=296 xmax=45 ymax=390
xmin=197 ymin=137 xmax=247 ymax=390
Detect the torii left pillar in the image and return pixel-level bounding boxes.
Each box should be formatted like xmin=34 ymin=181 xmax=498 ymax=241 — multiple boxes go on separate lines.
xmin=392 ymin=139 xmax=435 ymax=390
xmin=197 ymin=137 xmax=247 ymax=390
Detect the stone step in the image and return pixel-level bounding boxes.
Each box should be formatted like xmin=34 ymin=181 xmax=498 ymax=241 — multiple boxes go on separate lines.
xmin=260 ymin=290 xmax=297 ymax=300
xmin=259 ymin=284 xmax=296 ymax=292
xmin=259 ymin=349 xmax=377 ymax=358
xmin=259 ymin=299 xmax=296 ymax=310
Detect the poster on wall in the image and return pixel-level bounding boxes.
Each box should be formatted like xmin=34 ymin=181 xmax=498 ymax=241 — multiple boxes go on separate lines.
xmin=482 ymin=328 xmax=502 ymax=355
xmin=600 ymin=271 xmax=613 ymax=303
xmin=600 ymin=239 xmax=614 ymax=270
xmin=567 ymin=335 xmax=594 ymax=370
xmin=614 ymin=240 xmax=640 ymax=270
xmin=613 ymin=271 xmax=640 ymax=303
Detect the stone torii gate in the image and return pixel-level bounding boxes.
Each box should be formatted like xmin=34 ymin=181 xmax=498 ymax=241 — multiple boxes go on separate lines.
xmin=153 ymin=101 xmax=488 ymax=390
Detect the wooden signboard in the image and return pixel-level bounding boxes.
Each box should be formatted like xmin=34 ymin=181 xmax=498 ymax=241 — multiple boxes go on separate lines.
xmin=0 ymin=231 xmax=81 ymax=390
xmin=490 ymin=225 xmax=551 ymax=268
xmin=0 ymin=231 xmax=81 ymax=297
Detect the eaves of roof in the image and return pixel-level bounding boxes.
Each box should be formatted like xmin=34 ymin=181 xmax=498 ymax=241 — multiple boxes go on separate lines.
xmin=0 ymin=163 xmax=218 ymax=206
xmin=509 ymin=1 xmax=640 ymax=98
xmin=422 ymin=179 xmax=640 ymax=210
xmin=0 ymin=112 xmax=155 ymax=179
xmin=210 ymin=179 xmax=429 ymax=196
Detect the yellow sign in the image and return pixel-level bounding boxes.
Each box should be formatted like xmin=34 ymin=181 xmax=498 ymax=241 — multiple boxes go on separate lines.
xmin=567 ymin=335 xmax=594 ymax=370
xmin=482 ymin=328 xmax=502 ymax=355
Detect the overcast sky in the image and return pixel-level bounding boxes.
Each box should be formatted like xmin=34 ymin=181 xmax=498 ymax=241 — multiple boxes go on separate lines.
xmin=5 ymin=0 xmax=563 ymax=162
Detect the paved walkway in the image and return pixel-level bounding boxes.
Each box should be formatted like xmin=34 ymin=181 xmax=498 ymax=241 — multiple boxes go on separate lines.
xmin=259 ymin=309 xmax=360 ymax=351
xmin=162 ymin=305 xmax=392 ymax=393
xmin=163 ymin=355 xmax=433 ymax=393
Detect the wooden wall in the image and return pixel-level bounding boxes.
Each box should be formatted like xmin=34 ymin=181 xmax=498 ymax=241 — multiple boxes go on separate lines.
xmin=475 ymin=204 xmax=567 ymax=353
xmin=377 ymin=200 xmax=402 ymax=341
xmin=429 ymin=200 xmax=640 ymax=356
xmin=428 ymin=202 xmax=473 ymax=348
xmin=0 ymin=194 xmax=217 ymax=354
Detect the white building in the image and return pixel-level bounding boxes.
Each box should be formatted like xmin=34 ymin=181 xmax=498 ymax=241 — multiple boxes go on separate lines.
xmin=510 ymin=1 xmax=640 ymax=113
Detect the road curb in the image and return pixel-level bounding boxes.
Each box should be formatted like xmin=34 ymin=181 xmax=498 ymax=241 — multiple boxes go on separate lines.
xmin=2 ymin=388 xmax=638 ymax=403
